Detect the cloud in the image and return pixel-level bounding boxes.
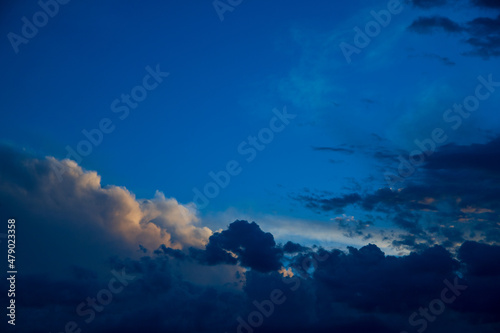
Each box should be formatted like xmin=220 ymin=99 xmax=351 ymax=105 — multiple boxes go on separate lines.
xmin=282 ymin=241 xmax=309 ymax=254
xmin=408 ymin=16 xmax=464 ymax=34
xmin=296 ymin=192 xmax=362 ymax=213
xmin=408 ymin=12 xmax=500 ymax=58
xmin=239 ymin=241 xmax=500 ymax=332
xmin=0 ymin=146 xmax=211 ymax=274
xmin=464 ymin=14 xmax=500 ymax=58
xmin=311 ymin=244 xmax=458 ymax=312
xmin=414 ymin=53 xmax=456 ymax=66
xmin=296 ymin=137 xmax=500 ymax=250
xmin=9 ymin=255 xmax=245 ymax=333
xmin=471 ymin=0 xmax=500 ymax=8
xmin=192 ymin=220 xmax=283 ymax=272
xmin=3 ymin=145 xmax=500 ymax=332
xmin=459 ymin=241 xmax=500 ymax=276
xmin=455 ymin=241 xmax=500 ymax=324
xmin=311 ymin=145 xmax=355 ymax=154
xmin=333 ymin=215 xmax=374 ymax=238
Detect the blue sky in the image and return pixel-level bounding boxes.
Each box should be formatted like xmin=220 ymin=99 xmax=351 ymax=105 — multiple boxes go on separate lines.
xmin=1 ymin=1 xmax=500 ymax=331
xmin=2 ymin=0 xmax=500 ymax=240
xmin=2 ymin=0 xmax=500 ymax=249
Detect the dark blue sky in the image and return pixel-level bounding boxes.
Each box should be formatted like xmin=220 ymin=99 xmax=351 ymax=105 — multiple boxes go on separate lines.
xmin=1 ymin=1 xmax=500 ymax=332
xmin=3 ymin=0 xmax=499 ymax=250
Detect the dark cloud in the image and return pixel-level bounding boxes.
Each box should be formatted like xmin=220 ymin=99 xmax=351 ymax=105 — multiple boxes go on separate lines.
xmin=409 ymin=12 xmax=500 ymax=58
xmin=312 ymin=245 xmax=458 ymax=312
xmin=282 ymin=241 xmax=309 ymax=253
xmin=241 ymin=242 xmax=499 ymax=332
xmin=193 ymin=220 xmax=283 ymax=272
xmin=298 ymin=137 xmax=500 ymax=250
xmin=420 ymin=138 xmax=500 ymax=216
xmin=464 ymin=15 xmax=500 ymax=58
xmin=408 ymin=16 xmax=464 ymax=34
xmin=311 ymin=145 xmax=355 ymax=154
xmin=471 ymin=0 xmax=500 ymax=8
xmin=424 ymin=137 xmax=500 ymax=175
xmin=459 ymin=241 xmax=500 ymax=276
xmin=153 ymin=244 xmax=187 ymax=260
xmin=2 ymin=146 xmax=500 ymax=332
xmin=297 ymin=186 xmax=437 ymax=215
xmin=3 ymin=222 xmax=500 ymax=332
xmin=453 ymin=242 xmax=500 ymax=324
xmin=296 ymin=192 xmax=362 ymax=213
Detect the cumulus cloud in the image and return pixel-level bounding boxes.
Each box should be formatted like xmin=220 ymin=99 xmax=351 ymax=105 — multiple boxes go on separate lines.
xmin=10 ymin=239 xmax=500 ymax=332
xmin=192 ymin=220 xmax=283 ymax=272
xmin=0 ymin=146 xmax=211 ymax=274
xmin=3 ymin=146 xmax=500 ymax=332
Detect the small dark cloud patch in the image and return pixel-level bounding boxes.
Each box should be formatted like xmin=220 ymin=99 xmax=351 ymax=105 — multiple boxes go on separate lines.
xmin=413 ymin=52 xmax=456 ymax=65
xmin=283 ymin=241 xmax=309 ymax=253
xmin=412 ymin=0 xmax=448 ymax=9
xmin=311 ymin=145 xmax=355 ymax=154
xmin=296 ymin=192 xmax=362 ymax=213
xmin=423 ymin=137 xmax=500 ymax=175
xmin=408 ymin=16 xmax=464 ymax=34
xmin=472 ymin=0 xmax=500 ymax=8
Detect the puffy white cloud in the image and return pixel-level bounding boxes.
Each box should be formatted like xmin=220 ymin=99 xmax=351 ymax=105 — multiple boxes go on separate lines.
xmin=0 ymin=147 xmax=211 ymax=273
xmin=46 ymin=157 xmax=212 ymax=250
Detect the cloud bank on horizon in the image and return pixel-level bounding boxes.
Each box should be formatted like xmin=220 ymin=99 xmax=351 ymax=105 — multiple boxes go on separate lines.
xmin=1 ymin=140 xmax=499 ymax=332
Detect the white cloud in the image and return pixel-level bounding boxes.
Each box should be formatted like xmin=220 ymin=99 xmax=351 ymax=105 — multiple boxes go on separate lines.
xmin=0 ymin=150 xmax=212 ymax=274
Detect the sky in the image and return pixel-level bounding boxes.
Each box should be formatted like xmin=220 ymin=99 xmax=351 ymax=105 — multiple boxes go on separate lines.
xmin=1 ymin=0 xmax=500 ymax=332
